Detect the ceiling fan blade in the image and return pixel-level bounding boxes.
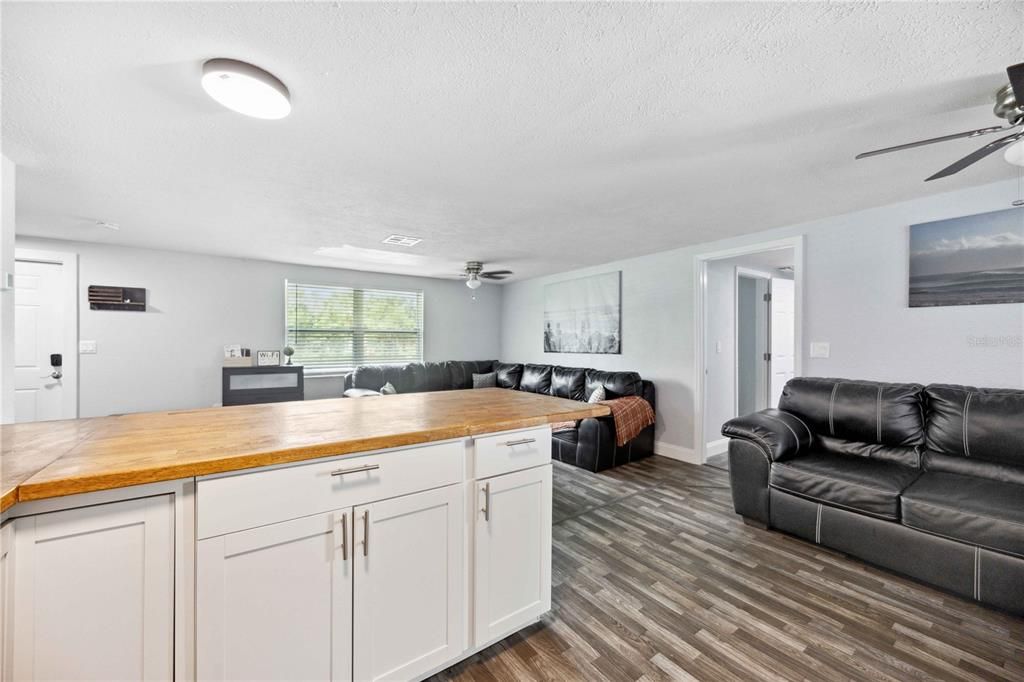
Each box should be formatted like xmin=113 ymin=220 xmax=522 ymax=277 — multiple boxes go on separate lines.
xmin=1008 ymin=62 xmax=1024 ymax=101
xmin=481 ymin=273 xmax=511 ymax=280
xmin=855 ymin=126 xmax=1008 ymax=159
xmin=925 ymin=129 xmax=1024 ymax=182
xmin=481 ymin=270 xmax=512 ymax=276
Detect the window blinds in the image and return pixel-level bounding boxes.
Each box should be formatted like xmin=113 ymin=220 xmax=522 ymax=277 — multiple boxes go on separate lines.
xmin=285 ymin=281 xmax=424 ymax=371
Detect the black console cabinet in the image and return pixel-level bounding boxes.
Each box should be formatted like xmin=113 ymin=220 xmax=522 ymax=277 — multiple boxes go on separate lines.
xmin=222 ymin=366 xmax=304 ymax=406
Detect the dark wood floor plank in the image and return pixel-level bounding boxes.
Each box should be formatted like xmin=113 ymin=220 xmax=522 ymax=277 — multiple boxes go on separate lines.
xmin=429 ymin=457 xmax=1024 ymax=682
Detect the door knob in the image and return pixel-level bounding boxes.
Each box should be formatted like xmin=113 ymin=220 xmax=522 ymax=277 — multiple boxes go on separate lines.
xmin=47 ymin=353 xmax=63 ymax=380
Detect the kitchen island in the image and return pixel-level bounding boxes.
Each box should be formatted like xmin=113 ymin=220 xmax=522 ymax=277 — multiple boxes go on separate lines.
xmin=0 ymin=388 xmax=609 ymax=681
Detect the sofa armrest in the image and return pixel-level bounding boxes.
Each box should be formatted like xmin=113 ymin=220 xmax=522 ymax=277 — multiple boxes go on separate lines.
xmin=721 ymin=408 xmax=813 ymax=462
xmin=343 ymin=388 xmax=382 ymax=398
xmin=577 ymin=416 xmax=616 ymax=471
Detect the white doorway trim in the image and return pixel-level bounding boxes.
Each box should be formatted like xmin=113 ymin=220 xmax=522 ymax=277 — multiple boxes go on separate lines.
xmin=693 ymin=236 xmax=804 ymax=465
xmin=14 ymin=248 xmax=79 ymax=420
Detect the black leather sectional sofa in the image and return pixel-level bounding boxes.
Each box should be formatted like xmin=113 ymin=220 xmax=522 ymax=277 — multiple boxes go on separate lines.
xmin=342 ymin=360 xmax=655 ymax=471
xmin=722 ymin=377 xmax=1024 ymax=615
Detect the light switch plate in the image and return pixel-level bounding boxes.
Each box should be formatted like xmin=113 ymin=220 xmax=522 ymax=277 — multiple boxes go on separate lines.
xmin=810 ymin=342 xmax=830 ymax=359
xmin=79 ymin=340 xmax=97 ymax=354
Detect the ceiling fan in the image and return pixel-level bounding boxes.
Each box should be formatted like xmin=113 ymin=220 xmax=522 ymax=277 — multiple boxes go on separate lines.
xmin=460 ymin=261 xmax=512 ymax=289
xmin=856 ymin=62 xmax=1024 ymax=181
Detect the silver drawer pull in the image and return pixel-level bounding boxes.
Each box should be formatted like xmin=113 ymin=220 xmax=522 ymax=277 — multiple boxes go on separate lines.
xmin=504 ymin=438 xmax=536 ymax=447
xmin=331 ymin=463 xmax=381 ymax=477
xmin=481 ymin=482 xmax=491 ymax=522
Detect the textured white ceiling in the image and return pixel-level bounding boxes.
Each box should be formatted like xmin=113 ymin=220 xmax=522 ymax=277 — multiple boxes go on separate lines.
xmin=3 ymin=2 xmax=1022 ymax=281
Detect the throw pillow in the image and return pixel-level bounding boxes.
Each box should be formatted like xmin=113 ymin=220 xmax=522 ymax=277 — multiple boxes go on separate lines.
xmin=472 ymin=371 xmax=497 ymax=388
xmin=588 ymin=385 xmax=606 ymax=403
xmin=380 ymin=381 xmax=398 ymax=395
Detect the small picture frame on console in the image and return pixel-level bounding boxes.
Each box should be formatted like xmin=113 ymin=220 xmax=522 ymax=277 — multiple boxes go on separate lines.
xmin=256 ymin=350 xmax=282 ymax=366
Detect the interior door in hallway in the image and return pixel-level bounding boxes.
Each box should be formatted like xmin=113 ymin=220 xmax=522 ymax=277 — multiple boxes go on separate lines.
xmin=13 ymin=259 xmax=67 ymax=422
xmin=769 ymin=277 xmax=796 ymax=407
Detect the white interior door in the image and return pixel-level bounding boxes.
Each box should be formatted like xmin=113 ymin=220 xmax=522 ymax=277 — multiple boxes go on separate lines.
xmin=196 ymin=510 xmax=353 ymax=681
xmin=13 ymin=259 xmax=67 ymax=422
xmin=474 ymin=465 xmax=552 ymax=647
xmin=352 ymin=485 xmax=464 ymax=682
xmin=770 ymin=277 xmax=796 ymax=407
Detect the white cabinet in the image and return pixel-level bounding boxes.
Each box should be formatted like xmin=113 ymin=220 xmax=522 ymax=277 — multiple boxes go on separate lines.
xmin=473 ymin=465 xmax=551 ymax=647
xmin=1 ymin=521 xmax=12 ymax=682
xmin=196 ymin=510 xmax=352 ymax=681
xmin=196 ymin=483 xmax=464 ymax=682
xmin=11 ymin=494 xmax=175 ymax=681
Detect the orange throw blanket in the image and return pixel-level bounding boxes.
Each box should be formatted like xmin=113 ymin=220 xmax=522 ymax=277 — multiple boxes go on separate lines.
xmin=599 ymin=396 xmax=655 ymax=446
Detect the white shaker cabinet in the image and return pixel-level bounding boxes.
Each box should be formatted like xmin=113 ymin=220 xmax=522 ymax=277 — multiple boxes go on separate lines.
xmin=1 ymin=521 xmax=12 ymax=682
xmin=352 ymin=484 xmax=464 ymax=682
xmin=473 ymin=464 xmax=552 ymax=648
xmin=11 ymin=494 xmax=175 ymax=681
xmin=196 ymin=510 xmax=353 ymax=681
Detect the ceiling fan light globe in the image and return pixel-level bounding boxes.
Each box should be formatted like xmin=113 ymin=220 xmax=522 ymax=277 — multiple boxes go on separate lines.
xmin=1005 ymin=140 xmax=1024 ymax=167
xmin=466 ymin=277 xmax=482 ymax=290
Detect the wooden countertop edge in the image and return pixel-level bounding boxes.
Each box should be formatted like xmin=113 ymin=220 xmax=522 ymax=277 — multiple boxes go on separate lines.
xmin=5 ymin=406 xmax=610 ymax=510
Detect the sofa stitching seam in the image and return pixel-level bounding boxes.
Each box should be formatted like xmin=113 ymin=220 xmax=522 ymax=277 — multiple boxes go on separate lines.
xmin=762 ymin=413 xmax=803 ymax=457
xmin=963 ymin=392 xmax=974 ymax=458
xmin=901 ymin=521 xmax=1024 ymax=561
xmin=829 ymin=382 xmax=841 ymax=436
xmin=771 ymin=485 xmax=899 ymax=521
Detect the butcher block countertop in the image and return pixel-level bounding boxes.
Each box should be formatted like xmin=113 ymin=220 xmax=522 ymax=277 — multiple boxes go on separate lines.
xmin=1 ymin=388 xmax=609 ymax=512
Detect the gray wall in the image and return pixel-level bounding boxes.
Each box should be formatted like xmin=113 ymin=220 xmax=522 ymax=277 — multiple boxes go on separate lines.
xmin=16 ymin=237 xmax=502 ymax=417
xmin=500 ymin=179 xmax=1024 ymax=459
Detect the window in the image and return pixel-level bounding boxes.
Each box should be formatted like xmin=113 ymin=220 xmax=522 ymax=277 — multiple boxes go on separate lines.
xmin=285 ymin=281 xmax=424 ymax=372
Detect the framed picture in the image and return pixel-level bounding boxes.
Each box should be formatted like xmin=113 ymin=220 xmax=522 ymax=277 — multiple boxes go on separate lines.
xmin=543 ymin=271 xmax=621 ymax=354
xmin=909 ymin=207 xmax=1024 ymax=308
xmin=256 ymin=350 xmax=282 ymax=366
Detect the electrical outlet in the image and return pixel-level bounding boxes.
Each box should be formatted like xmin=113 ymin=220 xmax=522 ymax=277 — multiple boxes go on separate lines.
xmin=810 ymin=342 xmax=830 ymax=359
xmin=79 ymin=340 xmax=97 ymax=354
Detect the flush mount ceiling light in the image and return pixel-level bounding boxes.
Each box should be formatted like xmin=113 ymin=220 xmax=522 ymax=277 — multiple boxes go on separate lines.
xmin=201 ymin=58 xmax=291 ymax=120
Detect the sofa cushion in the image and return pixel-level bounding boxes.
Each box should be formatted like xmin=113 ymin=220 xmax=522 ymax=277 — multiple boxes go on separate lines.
xmin=770 ymin=452 xmax=921 ymax=520
xmin=472 ymin=372 xmax=496 ymax=388
xmin=924 ymin=385 xmax=1024 ymax=468
xmin=779 ymin=378 xmax=924 ymax=447
xmin=584 ymin=370 xmax=642 ymax=401
xmin=446 ymin=360 xmax=496 ymax=389
xmin=550 ymin=366 xmax=586 ymax=401
xmin=521 ymin=364 xmax=553 ymax=394
xmin=494 ymin=362 xmax=523 ymax=390
xmin=351 ymin=364 xmax=409 ymax=393
xmin=552 ymin=428 xmax=579 ymax=446
xmin=922 ymin=451 xmax=1024 ymax=487
xmin=902 ymin=472 xmax=1024 ymax=558
xmin=405 ymin=362 xmax=450 ymax=392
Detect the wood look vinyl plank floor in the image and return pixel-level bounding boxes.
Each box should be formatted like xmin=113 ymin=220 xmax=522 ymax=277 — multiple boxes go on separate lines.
xmin=432 ymin=456 xmax=1024 ymax=682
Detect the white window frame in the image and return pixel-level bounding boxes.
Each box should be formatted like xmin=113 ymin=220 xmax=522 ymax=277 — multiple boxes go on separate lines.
xmin=283 ymin=280 xmax=425 ymax=376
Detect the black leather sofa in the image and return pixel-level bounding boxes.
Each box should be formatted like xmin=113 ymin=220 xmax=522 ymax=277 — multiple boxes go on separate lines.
xmin=342 ymin=360 xmax=656 ymax=471
xmin=722 ymin=377 xmax=1024 ymax=616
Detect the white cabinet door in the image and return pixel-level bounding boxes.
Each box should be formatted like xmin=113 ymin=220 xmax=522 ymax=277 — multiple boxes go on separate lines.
xmin=12 ymin=495 xmax=174 ymax=681
xmin=474 ymin=465 xmax=552 ymax=647
xmin=352 ymin=484 xmax=464 ymax=682
xmin=1 ymin=521 xmax=12 ymax=682
xmin=196 ymin=510 xmax=352 ymax=681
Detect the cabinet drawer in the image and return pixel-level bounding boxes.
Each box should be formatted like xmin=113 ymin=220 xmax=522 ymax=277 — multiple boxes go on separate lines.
xmin=197 ymin=439 xmax=465 ymax=539
xmin=473 ymin=427 xmax=551 ymax=479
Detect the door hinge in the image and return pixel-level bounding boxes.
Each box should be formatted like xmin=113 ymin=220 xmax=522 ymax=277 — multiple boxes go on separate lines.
xmin=764 ymin=352 xmax=772 ymax=362
xmin=763 ymin=293 xmax=772 ymax=302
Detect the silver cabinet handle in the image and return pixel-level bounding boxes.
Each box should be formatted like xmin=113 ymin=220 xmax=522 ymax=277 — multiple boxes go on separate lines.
xmin=504 ymin=438 xmax=536 ymax=447
xmin=481 ymin=482 xmax=490 ymax=521
xmin=331 ymin=463 xmax=380 ymax=477
xmin=341 ymin=512 xmax=348 ymax=561
xmin=362 ymin=510 xmax=370 ymax=557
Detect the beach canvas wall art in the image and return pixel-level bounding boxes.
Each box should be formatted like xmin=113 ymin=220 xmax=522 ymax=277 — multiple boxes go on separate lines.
xmin=909 ymin=208 xmax=1024 ymax=308
xmin=544 ymin=271 xmax=621 ymax=353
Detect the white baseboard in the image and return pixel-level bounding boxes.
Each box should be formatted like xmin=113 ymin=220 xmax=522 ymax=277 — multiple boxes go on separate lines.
xmin=705 ymin=438 xmax=730 ymax=457
xmin=654 ymin=441 xmax=700 ymax=465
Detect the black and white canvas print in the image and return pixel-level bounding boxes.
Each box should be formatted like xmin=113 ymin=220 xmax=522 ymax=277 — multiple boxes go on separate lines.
xmin=909 ymin=208 xmax=1024 ymax=308
xmin=544 ymin=271 xmax=621 ymax=353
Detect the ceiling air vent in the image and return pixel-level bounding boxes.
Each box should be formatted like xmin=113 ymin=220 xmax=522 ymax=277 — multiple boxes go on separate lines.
xmin=88 ymin=285 xmax=147 ymax=311
xmin=381 ymin=234 xmax=422 ymax=247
